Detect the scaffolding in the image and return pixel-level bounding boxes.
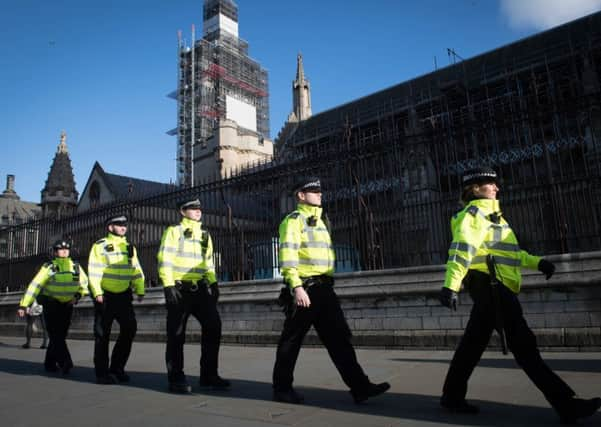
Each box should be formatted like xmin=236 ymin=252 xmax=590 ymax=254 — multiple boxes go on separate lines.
xmin=176 ymin=0 xmax=269 ymax=187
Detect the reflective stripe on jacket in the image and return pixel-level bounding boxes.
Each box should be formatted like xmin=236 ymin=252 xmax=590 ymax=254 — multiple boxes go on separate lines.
xmin=19 ymin=257 xmax=89 ymax=306
xmin=279 ymin=203 xmax=335 ymax=288
xmin=443 ymin=198 xmax=540 ymax=294
xmin=88 ymin=233 xmax=145 ymax=297
xmin=157 ymin=217 xmax=217 ymax=287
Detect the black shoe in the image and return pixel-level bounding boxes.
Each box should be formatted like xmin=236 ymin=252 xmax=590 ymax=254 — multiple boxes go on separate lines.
xmin=22 ymin=343 xmax=30 ymax=349
xmin=199 ymin=375 xmax=231 ymax=389
xmin=96 ymin=374 xmax=117 ymax=385
xmin=440 ymin=397 xmax=480 ymax=414
xmin=110 ymin=370 xmax=130 ymax=383
xmin=168 ymin=380 xmax=192 ymax=394
xmin=273 ymin=388 xmax=304 ymax=404
xmin=61 ymin=362 xmax=73 ymax=375
xmin=44 ymin=364 xmax=58 ymax=373
xmin=40 ymin=344 xmax=47 ymax=349
xmin=557 ymin=397 xmax=601 ymax=424
xmin=351 ymin=382 xmax=391 ymax=404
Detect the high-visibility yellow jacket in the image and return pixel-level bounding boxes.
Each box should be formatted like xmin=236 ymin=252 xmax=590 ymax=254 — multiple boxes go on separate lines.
xmin=278 ymin=203 xmax=335 ymax=289
xmin=88 ymin=233 xmax=145 ymax=297
xmin=19 ymin=257 xmax=89 ymax=306
xmin=157 ymin=217 xmax=217 ymax=287
xmin=443 ymin=198 xmax=540 ymax=294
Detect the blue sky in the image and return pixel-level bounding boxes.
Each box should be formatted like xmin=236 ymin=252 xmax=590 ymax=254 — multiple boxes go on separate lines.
xmin=1 ymin=0 xmax=600 ymax=203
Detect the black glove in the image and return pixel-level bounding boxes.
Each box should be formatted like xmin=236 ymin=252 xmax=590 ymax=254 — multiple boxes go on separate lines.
xmin=538 ymin=259 xmax=555 ymax=280
xmin=209 ymin=283 xmax=220 ymax=302
xmin=439 ymin=287 xmax=458 ymax=311
xmin=164 ymin=286 xmax=182 ymax=306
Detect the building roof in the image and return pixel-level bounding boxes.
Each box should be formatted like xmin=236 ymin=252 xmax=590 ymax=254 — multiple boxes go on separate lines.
xmin=278 ymin=11 xmax=601 ymax=155
xmin=80 ymin=162 xmax=174 ymax=203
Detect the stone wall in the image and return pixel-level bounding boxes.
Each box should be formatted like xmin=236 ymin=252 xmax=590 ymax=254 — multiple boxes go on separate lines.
xmin=1 ymin=251 xmax=599 ymax=350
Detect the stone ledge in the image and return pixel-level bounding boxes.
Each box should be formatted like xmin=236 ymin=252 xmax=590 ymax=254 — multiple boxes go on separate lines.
xmin=1 ymin=324 xmax=598 ymax=350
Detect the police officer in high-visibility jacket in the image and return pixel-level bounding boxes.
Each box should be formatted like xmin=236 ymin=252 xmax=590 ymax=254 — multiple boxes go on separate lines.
xmin=17 ymin=239 xmax=88 ymax=374
xmin=439 ymin=167 xmax=600 ymax=423
xmin=272 ymin=178 xmax=390 ymax=404
xmin=88 ymin=214 xmax=145 ymax=384
xmin=158 ymin=198 xmax=229 ymax=393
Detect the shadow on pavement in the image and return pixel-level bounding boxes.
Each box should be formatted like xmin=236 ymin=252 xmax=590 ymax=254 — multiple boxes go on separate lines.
xmin=388 ymin=357 xmax=601 ymax=373
xmin=2 ymin=357 xmax=598 ymax=426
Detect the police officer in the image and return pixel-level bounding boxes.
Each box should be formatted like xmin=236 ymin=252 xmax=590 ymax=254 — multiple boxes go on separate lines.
xmin=17 ymin=239 xmax=88 ymax=374
xmin=272 ymin=178 xmax=390 ymax=404
xmin=158 ymin=198 xmax=229 ymax=393
xmin=439 ymin=167 xmax=600 ymax=423
xmin=88 ymin=215 xmax=145 ymax=384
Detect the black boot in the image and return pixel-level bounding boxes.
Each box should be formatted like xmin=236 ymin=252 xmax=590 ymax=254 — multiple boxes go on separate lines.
xmin=556 ymin=397 xmax=601 ymax=424
xmin=350 ymin=382 xmax=391 ymax=404
xmin=440 ymin=396 xmax=480 ymax=414
xmin=168 ymin=379 xmax=192 ymax=394
xmin=199 ymin=375 xmax=231 ymax=389
xmin=273 ymin=388 xmax=304 ymax=404
xmin=96 ymin=374 xmax=117 ymax=385
xmin=110 ymin=369 xmax=130 ymax=383
xmin=61 ymin=362 xmax=74 ymax=375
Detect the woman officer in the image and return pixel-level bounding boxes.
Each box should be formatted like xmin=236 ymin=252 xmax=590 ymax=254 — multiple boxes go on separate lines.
xmin=438 ymin=167 xmax=600 ymax=424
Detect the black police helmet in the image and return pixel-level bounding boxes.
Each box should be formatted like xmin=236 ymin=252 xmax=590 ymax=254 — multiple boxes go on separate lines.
xmin=52 ymin=239 xmax=71 ymax=251
xmin=461 ymin=167 xmax=498 ymax=187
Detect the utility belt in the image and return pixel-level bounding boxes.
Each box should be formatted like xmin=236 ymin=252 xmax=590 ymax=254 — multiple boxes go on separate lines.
xmin=302 ymin=275 xmax=334 ymax=289
xmin=175 ymin=279 xmax=208 ymax=292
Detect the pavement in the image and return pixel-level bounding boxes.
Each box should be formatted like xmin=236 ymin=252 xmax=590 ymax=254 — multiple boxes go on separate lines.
xmin=0 ymin=336 xmax=600 ymax=427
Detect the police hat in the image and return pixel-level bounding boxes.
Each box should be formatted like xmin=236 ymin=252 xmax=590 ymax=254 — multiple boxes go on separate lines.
xmin=461 ymin=167 xmax=498 ymax=186
xmin=292 ymin=177 xmax=322 ymax=195
xmin=178 ymin=198 xmax=202 ymax=210
xmin=52 ymin=239 xmax=71 ymax=250
xmin=105 ymin=214 xmax=128 ymax=227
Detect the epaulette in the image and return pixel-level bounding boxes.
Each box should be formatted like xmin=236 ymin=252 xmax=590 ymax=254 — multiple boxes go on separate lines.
xmin=288 ymin=212 xmax=301 ymax=219
xmin=466 ymin=205 xmax=479 ymax=217
xmin=43 ymin=261 xmax=53 ymax=268
xmin=95 ymin=238 xmax=106 ymax=245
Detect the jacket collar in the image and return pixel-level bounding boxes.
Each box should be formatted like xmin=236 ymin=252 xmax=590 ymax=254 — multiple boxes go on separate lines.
xmin=180 ymin=216 xmax=202 ymax=229
xmin=297 ymin=203 xmax=323 ymax=218
xmin=105 ymin=233 xmax=127 ymax=244
xmin=53 ymin=257 xmax=72 ymax=270
xmin=468 ymin=198 xmax=501 ymax=215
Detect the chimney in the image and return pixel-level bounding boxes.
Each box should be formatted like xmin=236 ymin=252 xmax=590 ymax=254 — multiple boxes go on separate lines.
xmin=7 ymin=174 xmax=14 ymax=192
xmin=1 ymin=174 xmax=19 ymax=199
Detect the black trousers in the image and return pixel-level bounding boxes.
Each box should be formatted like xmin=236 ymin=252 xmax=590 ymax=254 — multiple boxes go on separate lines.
xmin=165 ymin=285 xmax=222 ymax=382
xmin=442 ymin=271 xmax=575 ymax=408
xmin=41 ymin=298 xmax=73 ymax=370
xmin=272 ymin=282 xmax=370 ymax=393
xmin=93 ymin=289 xmax=137 ymax=377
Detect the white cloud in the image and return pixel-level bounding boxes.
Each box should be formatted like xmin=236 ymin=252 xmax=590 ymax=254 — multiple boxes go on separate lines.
xmin=500 ymin=0 xmax=601 ymax=30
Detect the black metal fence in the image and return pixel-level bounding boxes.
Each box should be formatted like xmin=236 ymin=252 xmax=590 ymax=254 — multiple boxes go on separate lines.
xmin=1 ymin=123 xmax=600 ymax=292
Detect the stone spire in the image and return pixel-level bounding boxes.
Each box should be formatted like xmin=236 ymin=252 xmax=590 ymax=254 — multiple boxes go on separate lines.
xmin=289 ymin=53 xmax=312 ymax=122
xmin=41 ymin=131 xmax=79 ymax=219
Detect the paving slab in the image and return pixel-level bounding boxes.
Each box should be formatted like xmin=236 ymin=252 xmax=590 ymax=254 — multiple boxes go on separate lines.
xmin=0 ymin=336 xmax=600 ymax=427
